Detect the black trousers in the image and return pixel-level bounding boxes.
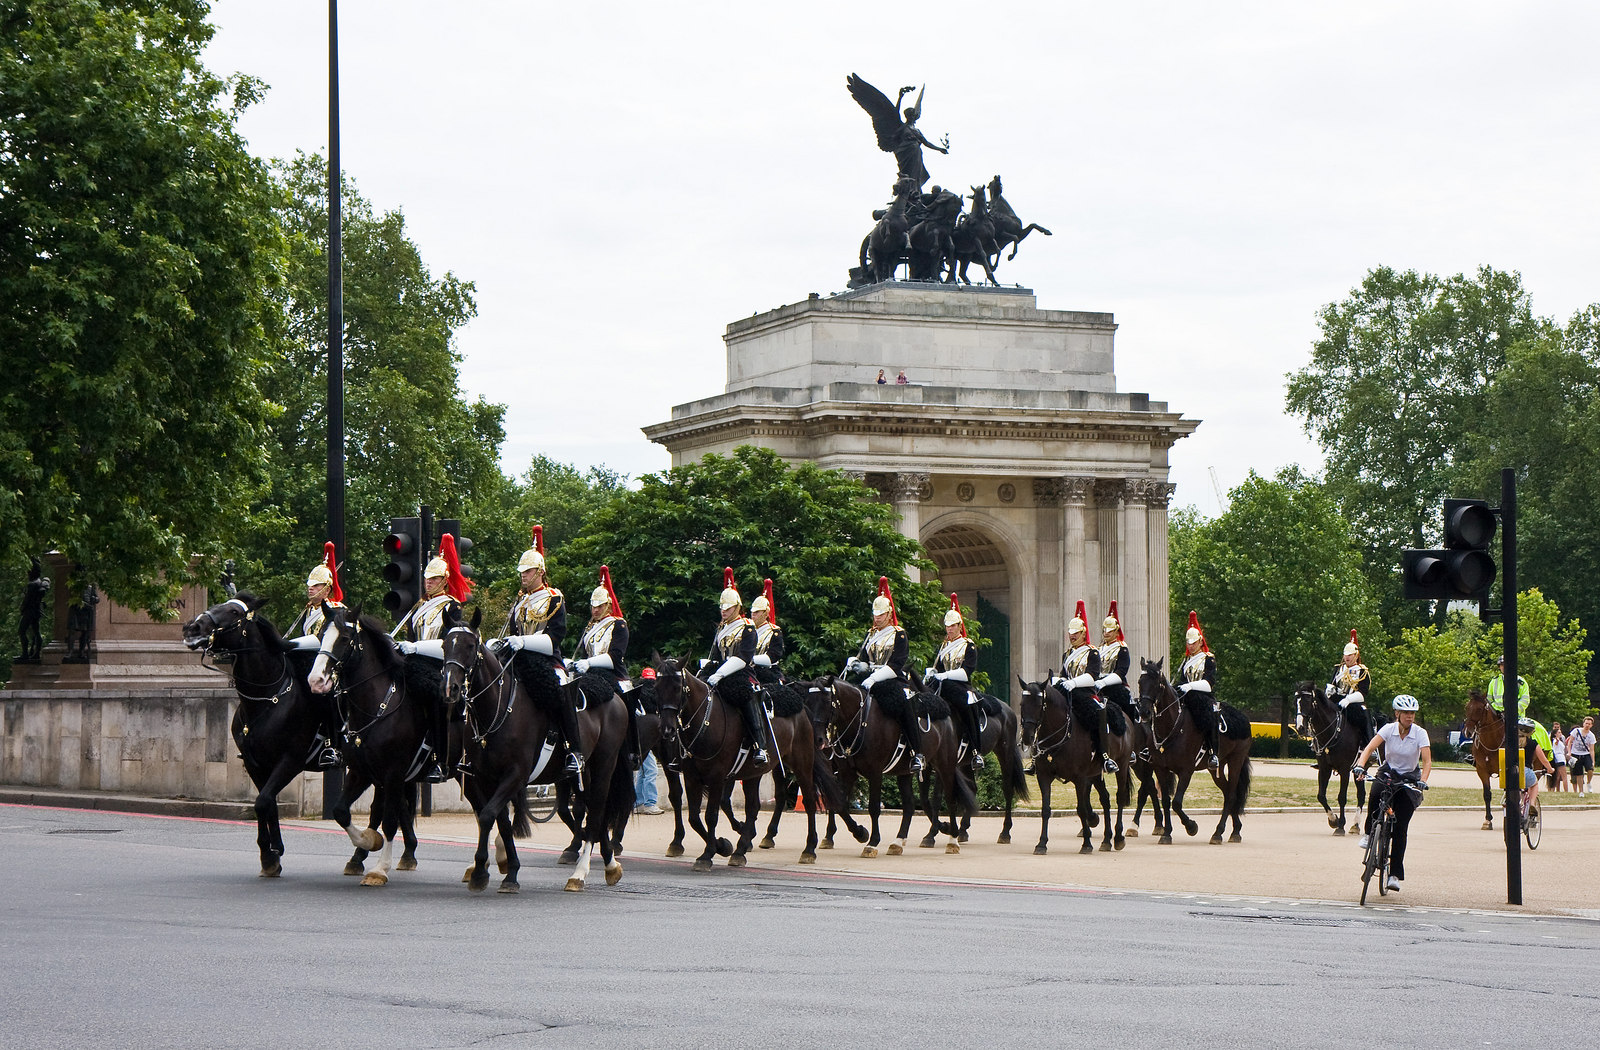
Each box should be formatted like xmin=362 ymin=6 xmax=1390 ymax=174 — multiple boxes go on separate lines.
xmin=1365 ymin=773 xmax=1420 ymax=880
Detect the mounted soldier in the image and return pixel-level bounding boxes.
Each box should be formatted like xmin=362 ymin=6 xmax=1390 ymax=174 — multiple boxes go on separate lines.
xmin=1096 ymin=601 xmax=1137 ymax=727
xmin=927 ymin=593 xmax=982 ymax=769
xmin=704 ymin=568 xmax=773 ymax=766
xmin=750 ymin=578 xmax=784 ymax=685
xmin=393 ymin=534 xmax=469 ymax=782
xmin=1327 ymin=629 xmax=1372 ymax=746
xmin=285 ymin=541 xmax=346 ymax=769
xmin=1177 ymin=610 xmax=1221 ymax=771
xmin=1059 ymin=600 xmax=1116 ymax=774
xmin=492 ymin=527 xmax=579 ymax=777
xmin=845 ymin=577 xmax=925 ymax=776
xmin=569 ymin=566 xmax=636 ymax=772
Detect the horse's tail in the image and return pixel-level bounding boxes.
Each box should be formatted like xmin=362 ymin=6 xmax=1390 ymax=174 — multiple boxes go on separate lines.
xmin=509 ymin=782 xmax=531 ymax=840
xmin=951 ymin=760 xmax=980 ymax=820
xmin=809 ymin=746 xmax=849 ymax=813
xmin=1235 ymin=758 xmax=1253 ymax=810
xmin=602 ymin=751 xmax=635 ymax=838
xmin=1007 ymin=734 xmax=1031 ymax=803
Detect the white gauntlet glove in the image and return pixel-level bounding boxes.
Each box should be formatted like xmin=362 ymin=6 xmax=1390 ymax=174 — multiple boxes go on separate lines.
xmin=575 ymin=659 xmax=591 ymax=674
xmin=396 ymin=640 xmax=417 ymax=655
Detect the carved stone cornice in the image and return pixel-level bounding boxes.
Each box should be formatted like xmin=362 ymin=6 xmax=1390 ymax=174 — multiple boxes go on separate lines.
xmin=1032 ymin=476 xmax=1094 ymax=507
xmin=887 ymin=471 xmax=933 ymax=503
xmin=1093 ymin=477 xmax=1125 ymax=507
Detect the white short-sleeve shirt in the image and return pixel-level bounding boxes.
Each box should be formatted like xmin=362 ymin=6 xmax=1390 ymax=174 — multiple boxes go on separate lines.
xmin=1378 ymin=721 xmax=1430 ymax=775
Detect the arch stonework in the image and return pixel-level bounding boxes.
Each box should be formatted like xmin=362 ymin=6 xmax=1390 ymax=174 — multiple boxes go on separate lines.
xmin=644 ymin=283 xmax=1197 ymax=680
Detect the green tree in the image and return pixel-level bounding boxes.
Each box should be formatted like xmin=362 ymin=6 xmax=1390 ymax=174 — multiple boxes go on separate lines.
xmin=1284 ymin=266 xmax=1550 ymax=629
xmin=0 ymin=0 xmax=284 ymax=613
xmin=1477 ymin=589 xmax=1592 ymax=727
xmin=1383 ymin=612 xmax=1482 ymax=729
xmin=235 ymin=153 xmax=505 ymax=622
xmin=554 ymin=446 xmax=943 ymax=677
xmin=1169 ymin=468 xmax=1383 ymax=714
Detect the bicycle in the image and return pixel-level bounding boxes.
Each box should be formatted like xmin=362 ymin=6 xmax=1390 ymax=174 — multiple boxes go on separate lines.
xmin=1519 ymin=786 xmax=1542 ymax=850
xmin=1354 ymin=767 xmax=1427 ymax=905
xmin=527 ymin=782 xmax=559 ymax=824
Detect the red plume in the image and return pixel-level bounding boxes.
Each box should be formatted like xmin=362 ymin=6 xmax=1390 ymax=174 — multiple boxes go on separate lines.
xmin=322 ymin=541 xmax=343 ymax=604
xmin=599 ymin=565 xmax=623 ymax=619
xmin=531 ymin=525 xmax=544 ymax=556
xmin=723 ymin=566 xmax=736 ymax=592
xmin=763 ymin=578 xmax=777 ymax=626
xmin=1073 ymin=600 xmax=1087 ymax=630
xmin=1187 ymin=610 xmax=1208 ymax=653
xmin=439 ymin=534 xmax=471 ymax=603
xmin=1106 ymin=600 xmax=1124 ymax=642
xmin=1349 ymin=628 xmax=1359 ymax=648
xmin=878 ymin=576 xmax=898 ymax=627
xmin=948 ymin=593 xmax=966 ymax=638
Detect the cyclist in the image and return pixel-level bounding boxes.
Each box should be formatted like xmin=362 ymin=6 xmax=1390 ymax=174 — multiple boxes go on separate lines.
xmin=1516 ymin=717 xmax=1555 ymax=815
xmin=1352 ymin=694 xmax=1431 ymax=894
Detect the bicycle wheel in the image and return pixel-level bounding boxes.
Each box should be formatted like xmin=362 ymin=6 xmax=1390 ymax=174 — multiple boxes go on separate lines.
xmin=527 ymin=782 xmax=558 ymax=824
xmin=1359 ymin=824 xmax=1379 ymax=905
xmin=1375 ymin=816 xmax=1393 ymax=896
xmin=1524 ymin=800 xmax=1541 ymax=850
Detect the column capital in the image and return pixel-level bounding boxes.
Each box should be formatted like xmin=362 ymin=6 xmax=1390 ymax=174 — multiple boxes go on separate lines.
xmin=1033 ymin=476 xmax=1094 ymax=507
xmin=1126 ymin=478 xmax=1177 ymax=507
xmin=888 ymin=471 xmax=932 ymax=503
xmin=1094 ymin=477 xmax=1125 ymax=507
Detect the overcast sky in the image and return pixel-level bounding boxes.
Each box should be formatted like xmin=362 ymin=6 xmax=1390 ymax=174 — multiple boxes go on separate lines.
xmin=203 ymin=1 xmax=1600 ymax=517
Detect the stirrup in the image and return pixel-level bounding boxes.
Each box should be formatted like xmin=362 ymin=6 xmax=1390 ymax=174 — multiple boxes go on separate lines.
xmin=1207 ymin=752 xmax=1220 ymax=770
xmin=1102 ymin=756 xmax=1119 ymax=774
xmin=421 ymin=758 xmax=450 ymax=784
xmin=751 ymin=747 xmax=770 ymax=765
xmin=972 ymin=752 xmax=985 ymax=769
xmin=564 ymin=752 xmax=585 ymax=777
xmin=910 ymin=752 xmax=926 ymax=776
xmin=316 ymin=743 xmax=343 ymax=769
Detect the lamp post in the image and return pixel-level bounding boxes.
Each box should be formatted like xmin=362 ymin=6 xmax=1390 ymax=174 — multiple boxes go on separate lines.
xmin=323 ymin=0 xmax=345 ymax=820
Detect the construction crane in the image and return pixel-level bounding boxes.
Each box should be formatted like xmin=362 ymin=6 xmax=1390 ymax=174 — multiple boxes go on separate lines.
xmin=1209 ymin=467 xmax=1229 ymax=514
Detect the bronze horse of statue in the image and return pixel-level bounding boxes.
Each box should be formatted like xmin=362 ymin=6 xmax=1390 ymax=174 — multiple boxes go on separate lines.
xmin=949 ymin=185 xmax=1001 ymax=285
xmin=986 ymin=175 xmax=1052 ymax=262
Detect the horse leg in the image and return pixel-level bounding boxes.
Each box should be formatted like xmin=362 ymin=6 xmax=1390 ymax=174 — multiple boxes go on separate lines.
xmin=1034 ymin=769 xmax=1052 ymax=855
xmin=1172 ymin=769 xmax=1199 ymax=838
xmin=467 ymin=791 xmax=495 ymax=893
xmin=1332 ymin=771 xmax=1349 ymax=835
xmin=1318 ymin=765 xmax=1337 ymax=829
xmin=795 ymin=757 xmax=819 ymax=864
xmin=759 ymin=773 xmax=786 ymax=850
xmin=564 ymin=840 xmax=593 ymax=892
xmin=1112 ymin=768 xmax=1129 ymax=850
xmin=891 ymin=772 xmax=917 ymax=855
xmin=1075 ymin=779 xmax=1095 ymax=854
xmin=1094 ymin=776 xmax=1114 ymax=851
xmin=1155 ymin=768 xmax=1176 ymax=845
xmin=330 ymin=768 xmax=381 ymax=873
xmin=917 ymin=774 xmax=940 ymax=849
xmin=862 ymin=776 xmax=883 ymax=857
xmin=495 ymin=803 xmax=521 ymax=893
xmin=665 ymin=762 xmax=687 ymax=857
xmin=1482 ymin=778 xmax=1494 ymax=830
xmin=252 ymin=754 xmax=299 ymax=877
xmin=727 ymin=778 xmax=760 ymax=868
xmin=396 ymin=782 xmax=419 ymax=871
xmin=359 ymin=781 xmax=400 ymax=887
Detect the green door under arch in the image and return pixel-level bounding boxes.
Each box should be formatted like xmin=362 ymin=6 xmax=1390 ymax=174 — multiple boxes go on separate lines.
xmin=976 ymin=594 xmax=1009 ymax=698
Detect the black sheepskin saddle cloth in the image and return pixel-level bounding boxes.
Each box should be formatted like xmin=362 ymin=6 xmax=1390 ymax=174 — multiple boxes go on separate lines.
xmin=866 ymin=677 xmax=951 ymax=722
xmin=1219 ymin=702 xmax=1251 ymax=740
xmin=1068 ymin=689 xmax=1128 ymax=736
xmin=630 ymin=680 xmax=659 ymax=715
xmin=976 ymin=692 xmax=1007 ymax=721
xmin=508 ymin=652 xmax=563 ymax=716
xmin=570 ymin=672 xmax=619 ymax=710
xmin=760 ymin=681 xmax=806 ymax=719
xmin=401 ymin=655 xmax=444 ymax=706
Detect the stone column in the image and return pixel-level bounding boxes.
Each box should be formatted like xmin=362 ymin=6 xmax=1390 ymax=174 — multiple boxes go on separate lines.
xmin=887 ymin=472 xmax=932 ymax=581
xmin=1144 ymin=481 xmax=1177 ymax=670
xmin=1120 ymin=479 xmax=1152 ymax=663
xmin=1093 ymin=478 xmax=1124 ymax=626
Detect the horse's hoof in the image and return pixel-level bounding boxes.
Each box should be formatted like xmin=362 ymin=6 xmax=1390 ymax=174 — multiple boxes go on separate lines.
xmin=957 ymin=831 xmax=969 ymax=844
xmin=359 ymin=871 xmax=388 ymax=887
xmin=918 ymin=837 xmax=937 ymax=850
xmin=945 ymin=842 xmax=960 ymax=854
xmin=1124 ymin=827 xmax=1138 ymax=838
xmin=1328 ymin=815 xmax=1340 ymax=829
xmin=1159 ymin=834 xmax=1173 ymax=845
xmin=1114 ymin=837 xmax=1126 ymax=851
xmin=666 ymin=843 xmax=685 ymax=858
xmin=851 ymin=826 xmax=869 ymax=843
xmin=468 ymin=872 xmax=489 ymax=893
xmin=1209 ymin=834 xmax=1224 ymax=845
xmin=605 ymin=862 xmax=622 ymax=886
xmin=692 ymin=857 xmax=713 ymax=872
xmin=1033 ymin=845 xmax=1048 ymax=856
xmin=728 ymin=854 xmax=747 ymax=868
xmin=1098 ymin=841 xmax=1112 ymax=852
xmin=819 ymin=839 xmax=834 ymax=850
xmin=564 ymin=877 xmax=585 ymax=892
xmin=997 ymin=833 xmax=1011 ymax=845
xmin=497 ymin=878 xmax=519 ymax=894
xmin=259 ymin=862 xmax=282 ymax=879
xmin=396 ymin=856 xmax=417 ymax=872
xmin=1079 ymin=843 xmax=1094 ymax=854
xmin=1184 ymin=821 xmax=1199 ymax=837
xmin=1332 ymin=825 xmax=1346 ymax=836
xmin=861 ymin=846 xmax=878 ymax=858
xmin=799 ymin=852 xmax=816 ymax=865
xmin=356 ymin=829 xmax=382 ymax=852
xmin=715 ymin=838 xmax=734 ymax=857
xmin=1482 ymin=821 xmax=1494 ymax=831
xmin=886 ymin=842 xmax=903 ymax=856
xmin=1228 ymin=832 xmax=1242 ymax=844
xmin=461 ymin=866 xmax=474 ymax=883
xmin=343 ymin=861 xmax=364 ymax=877
xmin=558 ymin=850 xmax=578 ymax=866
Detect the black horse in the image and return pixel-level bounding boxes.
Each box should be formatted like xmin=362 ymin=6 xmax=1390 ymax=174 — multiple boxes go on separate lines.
xmin=1293 ymin=681 xmax=1368 ymax=835
xmin=939 ymin=692 xmax=1030 ymax=845
xmin=949 ymin=185 xmax=1001 ymax=285
xmin=1017 ymin=677 xmax=1130 ymax=854
xmin=1137 ymin=657 xmax=1253 ymax=846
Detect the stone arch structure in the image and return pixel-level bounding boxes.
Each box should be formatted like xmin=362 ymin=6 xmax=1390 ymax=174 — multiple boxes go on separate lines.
xmin=645 ymin=283 xmax=1198 ymax=684
xmin=920 ymin=510 xmax=1031 ymax=688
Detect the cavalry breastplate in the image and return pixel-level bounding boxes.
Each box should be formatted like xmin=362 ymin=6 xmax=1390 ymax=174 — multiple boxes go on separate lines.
xmin=1180 ymin=652 xmax=1209 ymax=684
xmin=295 ymin=600 xmax=343 ymax=638
xmin=578 ymin=616 xmax=619 ymax=659
xmin=935 ymin=637 xmax=968 ymax=672
xmin=410 ymin=596 xmax=453 ymax=641
xmin=1064 ymin=644 xmax=1093 ymax=677
xmin=755 ymin=622 xmax=778 ymax=655
xmin=510 ymin=588 xmax=560 ymax=633
xmin=1098 ymin=642 xmax=1125 ymax=671
xmin=1333 ymin=662 xmax=1367 ymax=693
xmin=864 ymin=625 xmax=898 ymax=665
xmin=713 ymin=617 xmax=750 ymax=660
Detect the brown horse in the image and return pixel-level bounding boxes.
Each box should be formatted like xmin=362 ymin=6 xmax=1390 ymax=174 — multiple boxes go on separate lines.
xmin=1017 ymin=677 xmax=1130 ymax=854
xmin=1293 ymin=681 xmax=1368 ymax=835
xmin=1463 ymin=690 xmax=1504 ymax=830
xmin=1136 ymin=657 xmax=1253 ymax=845
xmin=805 ymin=676 xmax=977 ymax=856
xmin=653 ymin=658 xmax=846 ymax=871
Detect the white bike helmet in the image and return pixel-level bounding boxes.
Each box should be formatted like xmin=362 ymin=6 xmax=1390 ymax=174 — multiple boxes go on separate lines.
xmin=1391 ymin=694 xmax=1419 ymax=711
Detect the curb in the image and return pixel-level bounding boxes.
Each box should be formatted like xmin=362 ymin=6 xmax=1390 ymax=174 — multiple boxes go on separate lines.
xmin=0 ymin=786 xmax=255 ymax=822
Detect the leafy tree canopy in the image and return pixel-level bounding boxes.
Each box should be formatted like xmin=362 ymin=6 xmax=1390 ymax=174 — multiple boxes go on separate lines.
xmin=0 ymin=0 xmax=284 ymax=612
xmin=552 ymin=446 xmax=945 ymax=678
xmin=1169 ymin=467 xmax=1383 ymax=713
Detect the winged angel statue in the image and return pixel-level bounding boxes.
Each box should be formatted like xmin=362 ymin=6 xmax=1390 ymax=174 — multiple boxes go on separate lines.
xmin=845 ymin=73 xmax=949 ymax=190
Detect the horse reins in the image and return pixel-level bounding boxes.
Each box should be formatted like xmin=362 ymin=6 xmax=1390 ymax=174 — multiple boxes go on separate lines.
xmin=1019 ymin=684 xmax=1070 ymax=757
xmin=441 ymin=626 xmax=518 ymax=743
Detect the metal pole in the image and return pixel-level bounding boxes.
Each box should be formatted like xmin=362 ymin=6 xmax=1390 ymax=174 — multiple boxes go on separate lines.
xmin=1502 ymin=467 xmax=1521 ymax=905
xmin=321 ymin=0 xmax=345 ymax=822
xmin=419 ymin=504 xmax=433 ymax=818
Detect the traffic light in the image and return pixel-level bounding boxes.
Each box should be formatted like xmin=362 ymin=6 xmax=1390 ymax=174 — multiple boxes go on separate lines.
xmin=383 ymin=516 xmax=423 ymax=614
xmin=1401 ymin=498 xmax=1497 ymax=601
xmin=438 ymin=519 xmax=474 ymax=580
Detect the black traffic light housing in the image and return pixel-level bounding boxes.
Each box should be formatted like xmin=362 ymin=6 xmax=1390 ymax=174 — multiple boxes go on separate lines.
xmin=438 ymin=519 xmax=474 ymax=580
xmin=1401 ymin=498 xmax=1497 ymax=601
xmin=383 ymin=516 xmax=423 ymax=614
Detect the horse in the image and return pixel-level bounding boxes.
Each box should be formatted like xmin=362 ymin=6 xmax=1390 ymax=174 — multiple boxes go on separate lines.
xmin=854 ymin=176 xmax=918 ymax=285
xmin=1017 ymin=677 xmax=1130 ymax=854
xmin=804 ymin=675 xmax=977 ymax=857
xmin=654 ymin=658 xmax=850 ymax=870
xmin=949 ymin=185 xmax=1001 ymax=285
xmin=308 ymin=605 xmax=448 ymax=886
xmin=949 ymin=692 xmax=1030 ymax=845
xmin=906 ymin=187 xmax=961 ymax=281
xmin=1292 ymin=681 xmax=1368 ymax=835
xmin=986 ymin=175 xmax=1052 ymax=261
xmin=1136 ymin=656 xmax=1253 ymax=845
xmin=1463 ymin=690 xmax=1504 ymax=830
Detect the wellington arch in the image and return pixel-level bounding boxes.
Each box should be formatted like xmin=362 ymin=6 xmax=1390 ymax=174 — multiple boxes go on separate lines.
xmin=644 ymin=282 xmax=1199 ymax=688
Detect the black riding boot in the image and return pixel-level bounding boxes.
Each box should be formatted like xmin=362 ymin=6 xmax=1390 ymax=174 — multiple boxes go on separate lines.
xmin=1205 ymin=710 xmax=1221 ymax=770
xmin=900 ymin=711 xmax=926 ymax=776
xmin=560 ymin=690 xmax=586 ymax=779
xmin=965 ymin=705 xmax=985 ymax=769
xmin=1350 ymin=704 xmax=1371 ymax=745
xmin=421 ymin=702 xmax=450 ymax=783
xmin=739 ymin=699 xmax=770 ymax=765
xmin=315 ymin=701 xmax=344 ymax=769
xmin=1097 ymin=706 xmax=1118 ymax=774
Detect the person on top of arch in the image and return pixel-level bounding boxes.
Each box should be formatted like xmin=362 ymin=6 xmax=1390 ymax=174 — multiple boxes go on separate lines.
xmin=1060 ymin=600 xmax=1116 ymax=774
xmin=287 ymin=542 xmax=346 ymax=769
xmin=750 ymin=580 xmax=785 ymax=685
xmin=569 ymin=566 xmax=634 ymax=775
xmin=928 ymin=593 xmax=983 ymax=769
xmin=1327 ymin=629 xmax=1372 ymax=747
xmin=1177 ymin=610 xmax=1220 ymax=771
xmin=394 ymin=534 xmax=470 ymax=782
xmin=1096 ymin=601 xmax=1137 ymax=726
xmin=705 ymin=569 xmax=772 ymax=766
xmin=846 ymin=577 xmax=925 ymax=776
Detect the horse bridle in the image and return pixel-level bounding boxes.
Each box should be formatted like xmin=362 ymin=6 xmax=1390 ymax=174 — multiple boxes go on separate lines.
xmin=1139 ymin=672 xmax=1189 ymax=754
xmin=1293 ymin=686 xmax=1339 ymax=755
xmin=440 ymin=625 xmax=517 ymax=742
xmin=813 ymin=678 xmax=868 ymax=759
xmin=657 ymin=661 xmax=718 ymax=757
xmin=193 ymin=602 xmax=293 ymax=703
xmin=1018 ymin=682 xmax=1070 ymax=756
xmin=318 ymin=612 xmax=403 ymax=736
